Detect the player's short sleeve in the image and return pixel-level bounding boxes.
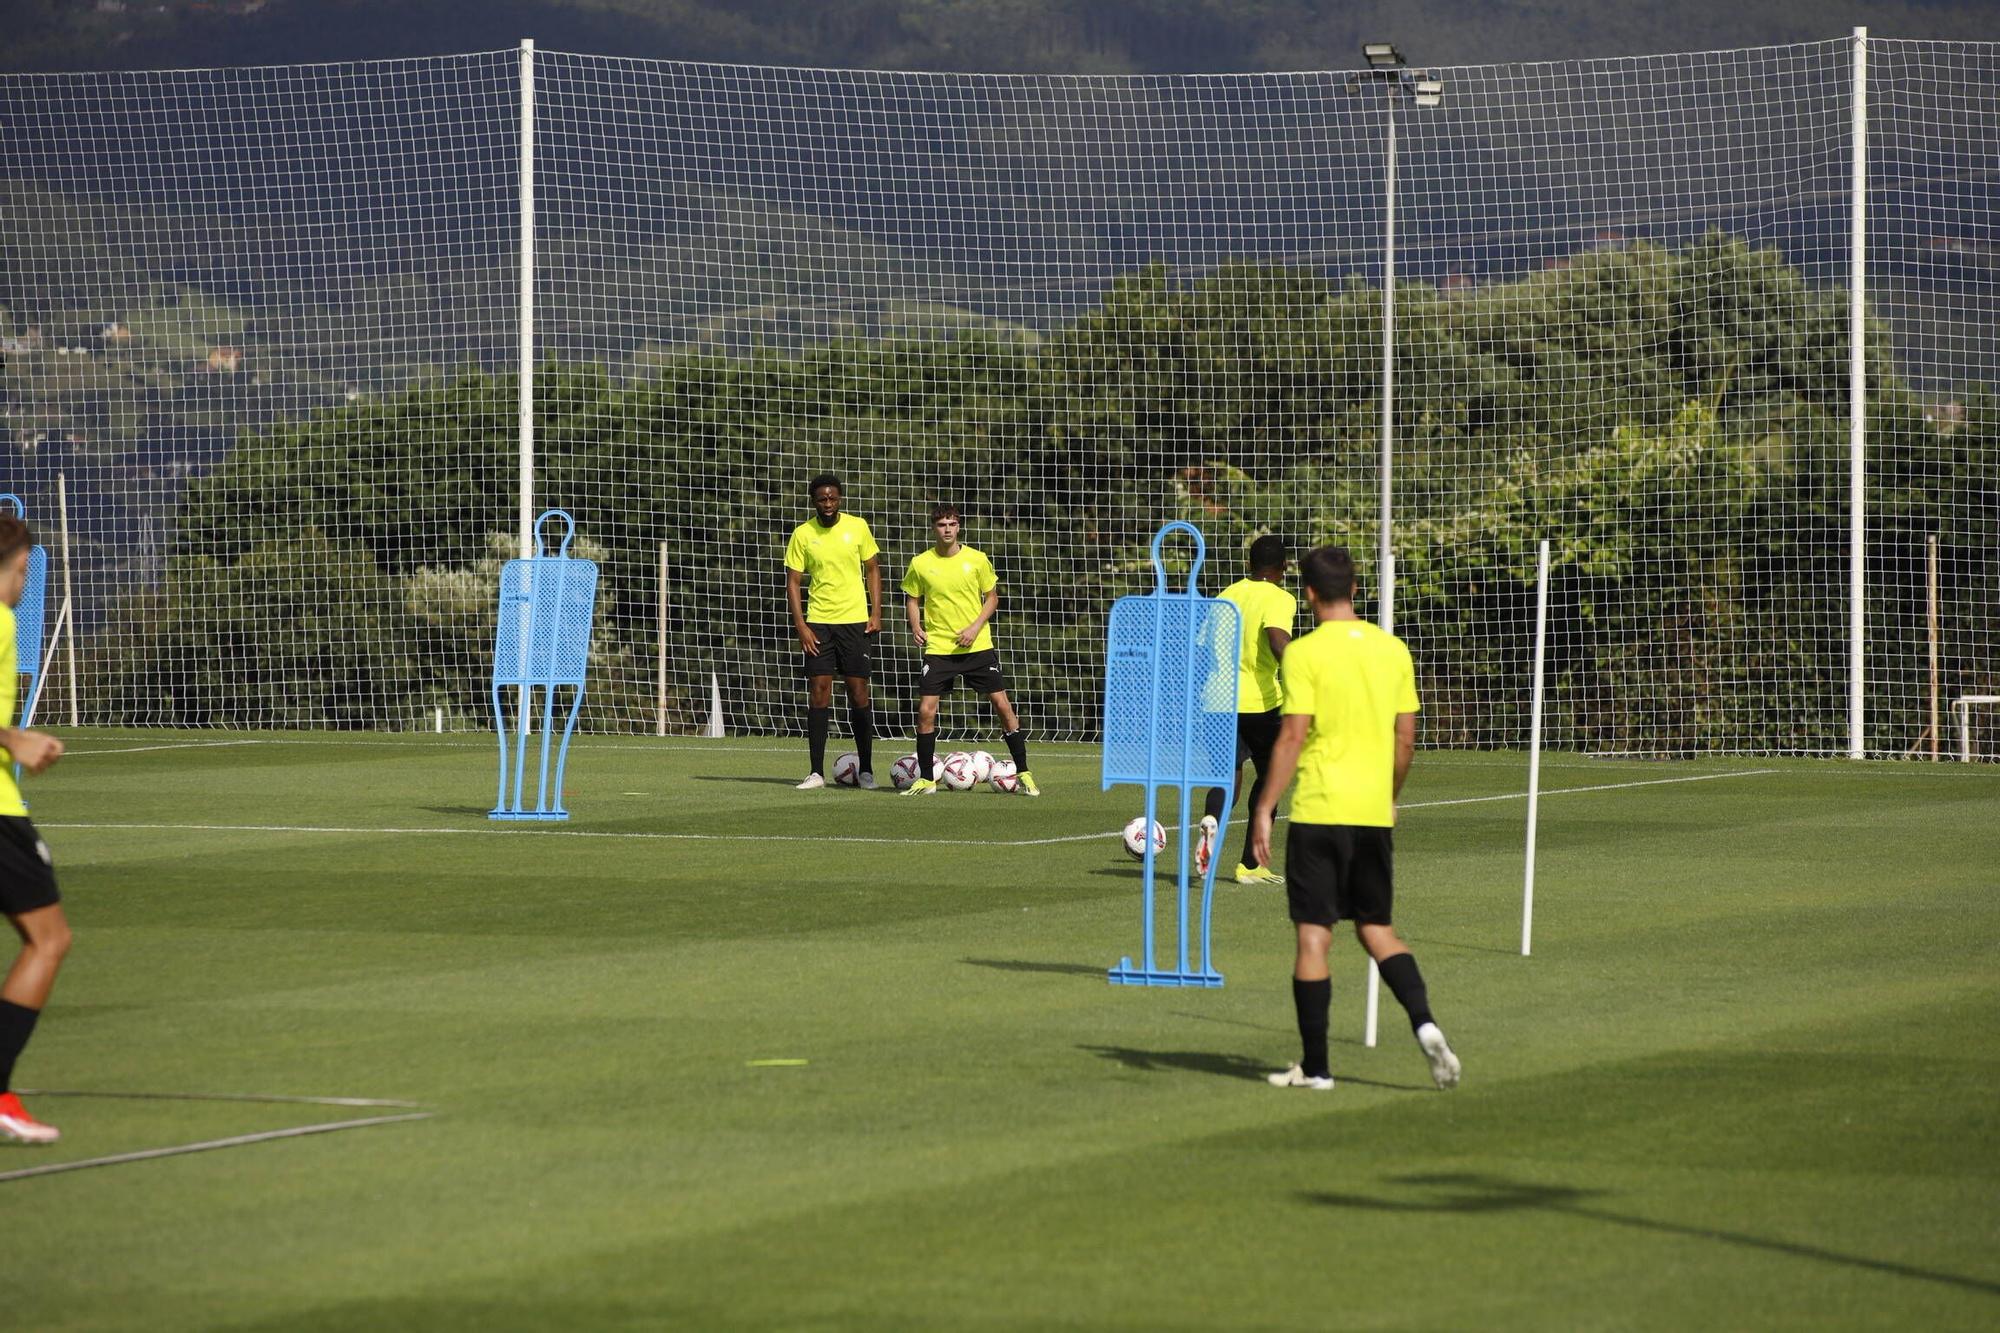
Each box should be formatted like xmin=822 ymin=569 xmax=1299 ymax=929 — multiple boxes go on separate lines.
xmin=853 ymin=518 xmax=879 ymax=562
xmin=784 ymin=525 xmax=808 ymax=573
xmin=1281 ymin=638 xmax=1319 ymax=715
xmin=899 ymin=556 xmax=926 ymax=599
xmin=975 ymin=550 xmax=996 ymax=594
xmin=1266 ymin=587 xmax=1297 ymax=633
xmin=1395 ymin=638 xmax=1420 ymax=713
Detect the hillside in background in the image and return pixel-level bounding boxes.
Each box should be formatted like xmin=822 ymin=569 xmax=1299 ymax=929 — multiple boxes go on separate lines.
xmin=6 ymin=0 xmax=2000 ymax=75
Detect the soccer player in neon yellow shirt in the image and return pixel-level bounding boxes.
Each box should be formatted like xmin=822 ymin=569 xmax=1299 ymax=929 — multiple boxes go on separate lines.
xmin=0 ymin=514 xmax=70 ymax=1144
xmin=1250 ymin=546 xmax=1460 ymax=1093
xmin=897 ymin=504 xmax=1037 ymax=797
xmin=784 ymin=474 xmax=882 ymax=790
xmin=1194 ymin=535 xmax=1295 ymax=884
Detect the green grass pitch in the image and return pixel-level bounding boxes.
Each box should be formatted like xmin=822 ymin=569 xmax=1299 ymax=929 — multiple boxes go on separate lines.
xmin=7 ymin=732 xmax=1998 ymax=1330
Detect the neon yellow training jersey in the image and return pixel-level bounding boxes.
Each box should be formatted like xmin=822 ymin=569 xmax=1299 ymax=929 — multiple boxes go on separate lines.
xmin=901 ymin=544 xmax=998 ymax=654
xmin=0 ymin=603 xmax=25 ymax=816
xmin=1282 ymin=617 xmax=1420 ymax=828
xmin=1219 ymin=576 xmax=1297 ymax=713
xmin=785 ymin=513 xmax=880 ymax=624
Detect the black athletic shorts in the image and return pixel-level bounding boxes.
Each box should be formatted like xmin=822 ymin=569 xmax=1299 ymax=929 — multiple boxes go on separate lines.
xmin=1237 ymin=707 xmax=1282 ymax=769
xmin=801 ymin=621 xmax=873 ymax=679
xmin=917 ymin=649 xmax=1006 ymax=697
xmin=1285 ymin=822 xmax=1393 ymax=927
xmin=0 ymin=815 xmax=61 ymax=916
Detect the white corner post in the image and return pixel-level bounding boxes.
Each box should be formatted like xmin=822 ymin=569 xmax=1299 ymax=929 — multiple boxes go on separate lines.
xmin=1848 ymin=26 xmax=1868 ymax=759
xmin=518 ymin=38 xmax=537 ymax=562
xmin=1523 ymin=538 xmax=1551 ymax=957
xmin=57 ymin=470 xmax=78 ymax=726
xmin=656 ymin=542 xmax=669 ymax=738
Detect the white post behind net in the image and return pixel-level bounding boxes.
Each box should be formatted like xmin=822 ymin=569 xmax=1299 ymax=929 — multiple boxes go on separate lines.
xmin=1 ymin=42 xmax=1993 ymax=748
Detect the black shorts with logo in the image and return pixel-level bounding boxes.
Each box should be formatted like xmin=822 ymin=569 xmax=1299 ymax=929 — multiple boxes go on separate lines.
xmin=1285 ymin=822 xmax=1393 ymax=927
xmin=801 ymin=622 xmax=873 ymax=679
xmin=918 ymin=649 xmax=1006 ymax=697
xmin=0 ymin=815 xmax=61 ymax=915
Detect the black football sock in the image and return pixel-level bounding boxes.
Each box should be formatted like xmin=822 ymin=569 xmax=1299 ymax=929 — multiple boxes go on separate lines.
xmin=1202 ymin=786 xmax=1227 ymax=823
xmin=916 ymin=729 xmax=936 ymax=777
xmin=807 ymin=707 xmax=831 ymax=776
xmin=0 ymin=999 xmax=41 ymax=1094
xmin=852 ymin=706 xmax=875 ymax=773
xmin=1292 ymin=977 xmax=1331 ymax=1079
xmin=1002 ymin=729 xmax=1028 ymax=771
xmin=1377 ymin=952 xmax=1435 ymax=1032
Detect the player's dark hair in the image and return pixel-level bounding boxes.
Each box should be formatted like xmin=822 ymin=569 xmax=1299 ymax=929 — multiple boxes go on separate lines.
xmin=1248 ymin=534 xmax=1287 ymax=573
xmin=808 ymin=473 xmax=843 ymax=497
xmin=0 ymin=515 xmax=31 ymax=564
xmin=1299 ymin=546 xmax=1357 ymax=603
xmin=930 ymin=502 xmax=961 ymax=523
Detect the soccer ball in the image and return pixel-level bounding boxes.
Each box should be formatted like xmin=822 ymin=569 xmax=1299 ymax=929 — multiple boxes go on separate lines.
xmin=1123 ymin=816 xmax=1167 ymax=860
xmin=831 ymin=752 xmax=863 ymax=787
xmin=988 ymin=759 xmax=1019 ymax=793
xmin=889 ymin=754 xmax=940 ymax=790
xmin=966 ymin=750 xmax=996 ymax=784
xmin=938 ymin=751 xmax=977 ymax=791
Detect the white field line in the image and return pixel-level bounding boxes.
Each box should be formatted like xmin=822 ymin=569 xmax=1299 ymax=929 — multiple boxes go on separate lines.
xmin=0 ymin=1111 xmax=434 ymax=1184
xmin=42 ymin=768 xmax=1778 ymax=849
xmin=1401 ymin=767 xmax=1780 ymax=810
xmin=62 ymin=739 xmax=280 ymax=757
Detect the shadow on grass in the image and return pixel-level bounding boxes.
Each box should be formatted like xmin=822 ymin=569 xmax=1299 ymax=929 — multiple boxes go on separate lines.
xmin=1170 ymin=1009 xmax=1293 ymax=1036
xmin=963 ymin=957 xmax=1104 ymax=977
xmin=1405 ymin=935 xmax=1521 ymax=957
xmin=1303 ymin=1172 xmax=2000 ymax=1296
xmin=1081 ymin=1045 xmax=1427 ymax=1092
xmin=420 ymin=805 xmax=500 ymax=817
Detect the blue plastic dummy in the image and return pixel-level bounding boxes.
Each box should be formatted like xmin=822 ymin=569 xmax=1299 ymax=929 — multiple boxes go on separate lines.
xmin=2 ymin=495 xmax=49 ymax=789
xmin=490 ymin=509 xmax=598 ymax=821
xmin=1101 ymin=521 xmax=1241 ymax=987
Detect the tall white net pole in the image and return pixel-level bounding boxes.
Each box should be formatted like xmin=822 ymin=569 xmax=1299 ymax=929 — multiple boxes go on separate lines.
xmin=516 ymin=39 xmax=538 ymax=740
xmin=1363 ymin=99 xmax=1398 ymax=1052
xmin=1523 ymin=538 xmax=1550 ymax=957
xmin=1848 ymin=26 xmax=1869 ymax=759
xmin=1380 ymin=102 xmax=1397 ymax=637
xmin=518 ymin=38 xmax=537 ymax=561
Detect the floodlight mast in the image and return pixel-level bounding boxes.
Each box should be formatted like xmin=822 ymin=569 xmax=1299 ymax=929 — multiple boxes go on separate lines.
xmin=1345 ymin=43 xmax=1444 ymax=641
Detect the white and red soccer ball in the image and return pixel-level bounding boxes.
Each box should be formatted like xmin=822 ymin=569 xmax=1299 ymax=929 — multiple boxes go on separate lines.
xmin=966 ymin=750 xmax=996 ymax=784
xmin=1122 ymin=816 xmax=1167 ymax=860
xmin=988 ymin=758 xmax=1019 ymax=793
xmin=938 ymin=751 xmax=978 ymax=791
xmin=832 ymin=752 xmax=864 ymax=787
xmin=889 ymin=754 xmax=941 ymax=790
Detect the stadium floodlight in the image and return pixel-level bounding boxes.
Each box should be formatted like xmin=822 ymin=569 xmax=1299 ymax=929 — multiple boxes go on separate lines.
xmin=1364 ymin=42 xmax=1405 ymax=68
xmin=1413 ymin=78 xmax=1445 ymax=108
